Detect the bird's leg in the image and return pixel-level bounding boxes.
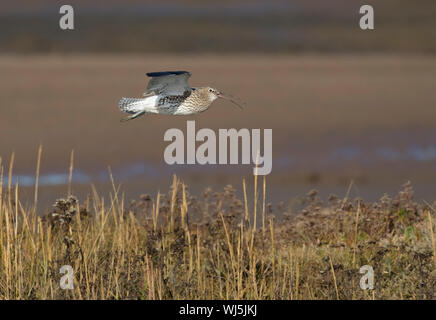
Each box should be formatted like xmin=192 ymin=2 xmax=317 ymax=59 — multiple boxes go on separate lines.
xmin=120 ymin=111 xmax=146 ymax=122
xmin=142 ymin=91 xmax=156 ymax=97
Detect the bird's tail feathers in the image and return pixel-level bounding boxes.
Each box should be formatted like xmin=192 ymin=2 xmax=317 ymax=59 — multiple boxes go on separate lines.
xmin=118 ymin=97 xmax=144 ymax=114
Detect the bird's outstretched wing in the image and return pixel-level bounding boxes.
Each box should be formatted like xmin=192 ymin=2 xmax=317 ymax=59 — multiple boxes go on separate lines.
xmin=143 ymin=71 xmax=192 ymax=97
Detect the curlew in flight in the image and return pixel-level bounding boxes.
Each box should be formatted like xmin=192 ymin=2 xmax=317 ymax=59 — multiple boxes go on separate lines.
xmin=118 ymin=71 xmax=243 ymax=122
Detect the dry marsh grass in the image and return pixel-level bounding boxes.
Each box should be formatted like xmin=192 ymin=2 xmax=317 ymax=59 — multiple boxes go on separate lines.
xmin=0 ymin=156 xmax=435 ymax=299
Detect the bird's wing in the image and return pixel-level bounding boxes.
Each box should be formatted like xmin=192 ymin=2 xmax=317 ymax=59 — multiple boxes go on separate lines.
xmin=143 ymin=71 xmax=192 ymax=97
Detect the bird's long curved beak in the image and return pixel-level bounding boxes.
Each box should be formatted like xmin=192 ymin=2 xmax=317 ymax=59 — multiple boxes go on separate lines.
xmin=217 ymin=92 xmax=244 ymax=110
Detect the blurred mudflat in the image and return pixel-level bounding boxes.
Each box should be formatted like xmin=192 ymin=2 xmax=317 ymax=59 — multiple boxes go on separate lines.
xmin=1 ymin=54 xmax=436 ymax=210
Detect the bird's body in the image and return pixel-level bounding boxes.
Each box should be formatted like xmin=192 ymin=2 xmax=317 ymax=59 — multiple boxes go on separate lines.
xmin=118 ymin=71 xmax=242 ymax=121
xmin=119 ymin=87 xmax=217 ymax=116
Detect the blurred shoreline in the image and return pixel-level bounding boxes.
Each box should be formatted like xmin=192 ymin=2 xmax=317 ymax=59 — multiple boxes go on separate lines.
xmin=2 ymin=0 xmax=436 ymax=54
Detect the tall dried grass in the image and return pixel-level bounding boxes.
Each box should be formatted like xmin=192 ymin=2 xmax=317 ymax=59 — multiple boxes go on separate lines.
xmin=0 ymin=152 xmax=435 ymax=299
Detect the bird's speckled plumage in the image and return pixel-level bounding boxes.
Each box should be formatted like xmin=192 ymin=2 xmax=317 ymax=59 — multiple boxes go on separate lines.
xmin=118 ymin=71 xmax=243 ymax=121
xmin=173 ymin=87 xmax=218 ymax=115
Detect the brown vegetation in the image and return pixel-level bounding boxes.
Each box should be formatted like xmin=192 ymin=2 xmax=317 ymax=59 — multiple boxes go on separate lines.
xmin=0 ymin=168 xmax=435 ymax=299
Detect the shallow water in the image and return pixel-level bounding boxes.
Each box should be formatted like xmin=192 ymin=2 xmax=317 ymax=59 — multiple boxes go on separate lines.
xmin=7 ymin=137 xmax=436 ymax=188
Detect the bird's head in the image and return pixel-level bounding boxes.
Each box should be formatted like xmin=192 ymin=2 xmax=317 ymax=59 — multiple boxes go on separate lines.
xmin=196 ymin=87 xmax=244 ymax=110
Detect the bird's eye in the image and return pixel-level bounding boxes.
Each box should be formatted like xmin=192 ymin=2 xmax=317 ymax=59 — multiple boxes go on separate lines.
xmin=209 ymin=89 xmax=213 ymax=93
